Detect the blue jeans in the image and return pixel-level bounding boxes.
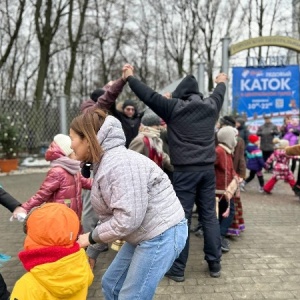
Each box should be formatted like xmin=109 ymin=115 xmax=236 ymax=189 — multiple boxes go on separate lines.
xmin=102 ymin=218 xmax=188 ymax=300
xmin=168 ymin=169 xmax=222 ymax=276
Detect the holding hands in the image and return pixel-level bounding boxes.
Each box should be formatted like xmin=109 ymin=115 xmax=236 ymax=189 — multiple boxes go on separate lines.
xmin=215 ymin=73 xmax=229 ymax=84
xmin=122 ymin=64 xmax=134 ymax=81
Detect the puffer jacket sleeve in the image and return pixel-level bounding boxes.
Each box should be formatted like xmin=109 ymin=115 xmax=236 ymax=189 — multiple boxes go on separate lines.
xmin=92 ymin=161 xmax=149 ymax=243
xmin=80 ymin=176 xmax=93 ymax=190
xmin=22 ymin=169 xmax=61 ymax=212
xmin=265 ymin=152 xmax=275 ymax=169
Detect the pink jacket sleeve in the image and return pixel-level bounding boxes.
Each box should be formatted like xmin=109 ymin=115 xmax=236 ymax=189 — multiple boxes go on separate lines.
xmin=80 ymin=176 xmax=93 ymax=190
xmin=21 ymin=169 xmax=61 ymax=212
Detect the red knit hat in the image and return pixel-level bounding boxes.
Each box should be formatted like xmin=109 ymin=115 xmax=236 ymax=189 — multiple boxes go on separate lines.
xmin=248 ymin=134 xmax=259 ymax=144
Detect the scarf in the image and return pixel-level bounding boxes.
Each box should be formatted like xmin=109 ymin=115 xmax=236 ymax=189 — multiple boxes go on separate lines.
xmin=140 ymin=126 xmax=163 ymax=154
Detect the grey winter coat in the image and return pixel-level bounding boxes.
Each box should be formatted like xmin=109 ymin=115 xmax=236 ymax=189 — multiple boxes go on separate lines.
xmin=91 ymin=116 xmax=184 ymax=245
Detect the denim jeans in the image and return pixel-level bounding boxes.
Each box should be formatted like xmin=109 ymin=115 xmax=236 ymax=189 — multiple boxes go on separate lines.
xmin=102 ymin=218 xmax=188 ymax=300
xmin=168 ymin=169 xmax=221 ymax=276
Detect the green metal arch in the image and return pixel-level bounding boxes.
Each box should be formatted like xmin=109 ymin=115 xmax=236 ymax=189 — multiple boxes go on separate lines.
xmin=230 ymin=36 xmax=300 ymax=56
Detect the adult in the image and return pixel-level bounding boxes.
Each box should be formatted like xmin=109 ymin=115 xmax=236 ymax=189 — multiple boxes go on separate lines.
xmin=72 ymin=109 xmax=188 ymax=299
xmin=115 ymin=99 xmax=144 ymax=148
xmin=80 ymin=78 xmax=126 ymax=268
xmin=122 ymin=63 xmax=228 ymax=280
xmin=0 ymin=187 xmax=26 ymax=300
xmin=129 ymin=113 xmax=173 ymax=172
xmin=256 ymin=115 xmax=279 ymax=163
xmin=81 ymin=79 xmax=143 ymax=148
xmin=235 ymin=117 xmax=249 ymax=148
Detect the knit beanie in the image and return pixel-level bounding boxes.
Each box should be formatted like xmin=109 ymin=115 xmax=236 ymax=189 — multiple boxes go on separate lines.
xmin=220 ymin=116 xmax=236 ymax=127
xmin=217 ymin=126 xmax=237 ymax=150
xmin=122 ymin=99 xmax=136 ymax=110
xmin=90 ymin=88 xmax=105 ymax=102
xmin=141 ymin=113 xmax=161 ymax=127
xmin=53 ymin=134 xmax=73 ymax=156
xmin=248 ymin=134 xmax=259 ymax=144
xmin=24 ymin=203 xmax=80 ymax=250
xmin=236 ymin=117 xmax=245 ymax=126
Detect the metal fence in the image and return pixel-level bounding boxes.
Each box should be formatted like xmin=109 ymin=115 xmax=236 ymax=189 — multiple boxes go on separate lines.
xmin=0 ymin=98 xmax=80 ymax=158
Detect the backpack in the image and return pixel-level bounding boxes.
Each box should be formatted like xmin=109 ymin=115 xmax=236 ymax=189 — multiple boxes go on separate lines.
xmin=143 ymin=136 xmax=163 ymax=168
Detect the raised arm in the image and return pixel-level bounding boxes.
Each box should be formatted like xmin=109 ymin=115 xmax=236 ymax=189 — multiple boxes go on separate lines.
xmin=80 ymin=78 xmax=126 ymax=114
xmin=122 ymin=64 xmax=177 ymax=122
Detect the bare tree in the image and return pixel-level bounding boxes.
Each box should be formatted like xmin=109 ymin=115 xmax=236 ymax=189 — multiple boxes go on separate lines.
xmin=64 ymin=0 xmax=89 ymax=100
xmin=0 ymin=0 xmax=26 ymax=69
xmin=33 ymin=0 xmax=68 ymax=108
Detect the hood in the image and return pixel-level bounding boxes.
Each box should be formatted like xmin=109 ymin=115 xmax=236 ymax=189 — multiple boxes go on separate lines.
xmin=171 ymin=75 xmax=202 ymax=100
xmin=80 ymin=99 xmax=95 ymax=113
xmin=45 ymin=142 xmax=66 ymax=161
xmin=97 ymin=115 xmax=126 ymax=151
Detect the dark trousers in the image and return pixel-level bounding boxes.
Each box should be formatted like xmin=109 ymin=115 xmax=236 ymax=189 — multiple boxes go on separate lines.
xmin=219 ymin=199 xmax=235 ymax=236
xmin=245 ymin=170 xmax=264 ymax=187
xmin=0 ymin=273 xmax=10 ymax=300
xmin=168 ymin=169 xmax=221 ymax=276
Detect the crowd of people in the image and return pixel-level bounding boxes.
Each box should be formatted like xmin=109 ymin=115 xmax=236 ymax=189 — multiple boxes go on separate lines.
xmin=1 ymin=63 xmax=300 ymax=299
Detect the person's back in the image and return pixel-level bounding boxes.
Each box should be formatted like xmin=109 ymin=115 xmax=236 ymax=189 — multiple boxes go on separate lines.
xmin=245 ymin=142 xmax=265 ymax=172
xmin=124 ymin=64 xmax=228 ymax=280
xmin=11 ymin=203 xmax=93 ymax=299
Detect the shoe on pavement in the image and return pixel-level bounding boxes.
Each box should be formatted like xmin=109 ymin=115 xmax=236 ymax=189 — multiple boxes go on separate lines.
xmin=190 ymin=223 xmax=202 ymax=233
xmin=263 ymin=189 xmax=272 ymax=195
xmin=221 ymin=236 xmax=230 ymax=252
xmin=208 ymin=261 xmax=221 ymax=278
xmin=259 ymin=187 xmax=264 ymax=193
xmin=195 ymin=228 xmax=204 ymax=237
xmin=240 ymin=181 xmax=246 ymax=192
xmin=165 ymin=272 xmax=185 ymax=282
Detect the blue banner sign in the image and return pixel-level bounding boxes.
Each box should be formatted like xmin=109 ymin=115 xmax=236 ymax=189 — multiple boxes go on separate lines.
xmin=232 ymin=65 xmax=300 ymax=119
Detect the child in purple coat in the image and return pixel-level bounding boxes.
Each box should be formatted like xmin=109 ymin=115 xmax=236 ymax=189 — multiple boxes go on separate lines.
xmin=241 ymin=134 xmax=265 ymax=192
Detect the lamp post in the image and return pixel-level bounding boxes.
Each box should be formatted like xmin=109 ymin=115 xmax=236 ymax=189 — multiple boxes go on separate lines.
xmin=221 ymin=35 xmax=231 ymax=116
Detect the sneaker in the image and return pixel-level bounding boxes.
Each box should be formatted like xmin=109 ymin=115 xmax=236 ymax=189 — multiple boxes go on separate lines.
xmin=195 ymin=227 xmax=204 ymax=237
xmin=259 ymin=187 xmax=264 ymax=193
xmin=221 ymin=236 xmax=230 ymax=252
xmin=165 ymin=272 xmax=185 ymax=282
xmin=208 ymin=261 xmax=221 ymax=278
xmin=240 ymin=181 xmax=246 ymax=192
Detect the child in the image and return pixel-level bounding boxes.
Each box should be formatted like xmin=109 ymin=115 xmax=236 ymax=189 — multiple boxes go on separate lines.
xmin=21 ymin=134 xmax=92 ymax=221
xmin=215 ymin=126 xmax=239 ymax=252
xmin=242 ymin=134 xmax=265 ymax=192
xmin=263 ymin=138 xmax=295 ymax=194
xmin=11 ymin=203 xmax=93 ymax=299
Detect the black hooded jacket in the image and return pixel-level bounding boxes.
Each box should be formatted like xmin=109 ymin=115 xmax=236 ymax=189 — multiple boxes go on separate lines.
xmin=127 ymin=75 xmax=226 ymax=170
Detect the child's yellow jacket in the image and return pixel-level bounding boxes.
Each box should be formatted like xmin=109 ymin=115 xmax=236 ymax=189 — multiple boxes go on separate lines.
xmin=11 ymin=249 xmax=93 ymax=300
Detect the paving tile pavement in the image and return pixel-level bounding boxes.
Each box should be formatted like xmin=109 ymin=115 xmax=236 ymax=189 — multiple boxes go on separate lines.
xmin=1 ymin=171 xmax=300 ymax=299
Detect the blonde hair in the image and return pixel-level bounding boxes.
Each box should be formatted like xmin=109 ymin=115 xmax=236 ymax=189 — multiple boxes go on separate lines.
xmin=70 ymin=109 xmax=107 ymax=162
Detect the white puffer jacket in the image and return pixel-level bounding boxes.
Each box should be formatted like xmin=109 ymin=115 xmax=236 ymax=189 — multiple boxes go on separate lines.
xmin=91 ymin=116 xmax=184 ymax=245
